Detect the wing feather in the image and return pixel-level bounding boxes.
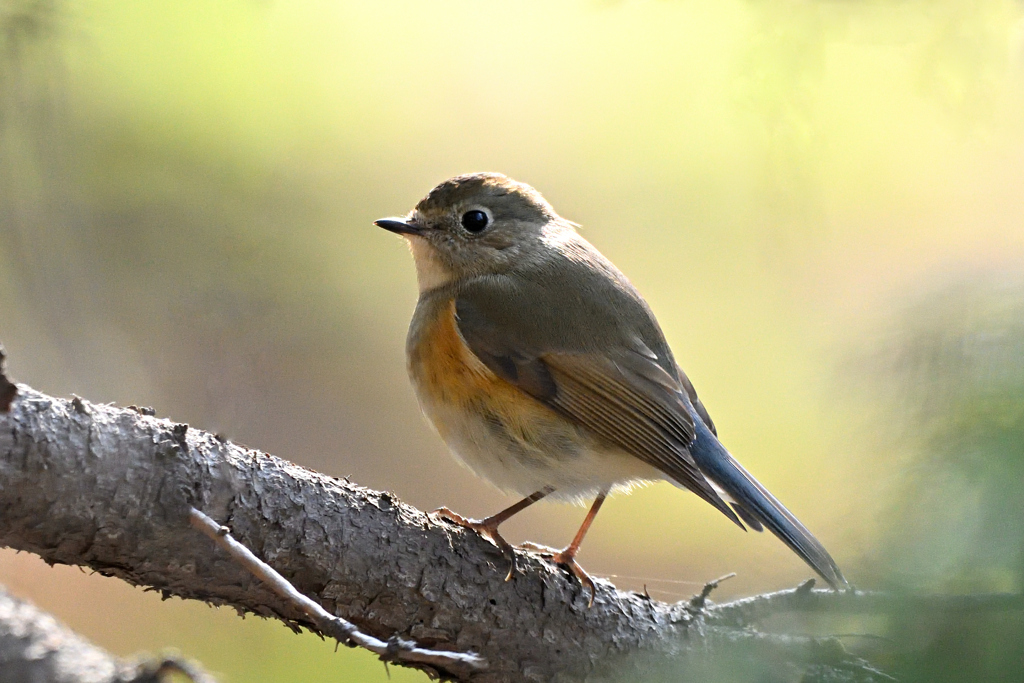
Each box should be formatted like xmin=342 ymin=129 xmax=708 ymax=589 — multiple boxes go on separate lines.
xmin=455 ymin=291 xmax=741 ymax=525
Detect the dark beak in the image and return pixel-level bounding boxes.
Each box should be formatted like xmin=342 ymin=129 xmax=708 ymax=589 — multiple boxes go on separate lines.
xmin=374 ymin=217 xmax=424 ymax=236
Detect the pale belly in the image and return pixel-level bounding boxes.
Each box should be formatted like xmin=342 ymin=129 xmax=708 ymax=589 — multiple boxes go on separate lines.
xmin=407 ymin=296 xmax=663 ymax=502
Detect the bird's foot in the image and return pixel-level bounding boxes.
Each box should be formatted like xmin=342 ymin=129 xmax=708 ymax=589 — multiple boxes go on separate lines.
xmin=431 ymin=507 xmax=517 ymax=580
xmin=518 ymin=542 xmax=596 ymax=607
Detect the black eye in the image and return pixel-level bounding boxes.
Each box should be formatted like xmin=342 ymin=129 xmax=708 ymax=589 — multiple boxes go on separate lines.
xmin=461 ymin=210 xmax=489 ymax=233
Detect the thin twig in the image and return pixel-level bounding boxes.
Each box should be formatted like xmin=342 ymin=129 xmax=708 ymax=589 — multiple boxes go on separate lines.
xmin=687 ymin=572 xmax=737 ymax=613
xmin=188 ymin=508 xmax=487 ymax=677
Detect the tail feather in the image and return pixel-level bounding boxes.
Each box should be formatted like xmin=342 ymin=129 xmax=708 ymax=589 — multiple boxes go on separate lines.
xmin=730 ymin=502 xmax=763 ymax=531
xmin=688 ymin=419 xmax=848 ymax=590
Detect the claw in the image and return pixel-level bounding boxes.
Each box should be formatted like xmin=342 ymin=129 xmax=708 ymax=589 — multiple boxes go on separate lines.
xmin=517 ymin=542 xmax=597 ymax=607
xmin=432 ymin=507 xmax=517 ymax=579
xmin=434 ymin=511 xmax=598 ymax=605
xmin=552 ymin=550 xmax=596 ymax=608
xmin=429 ymin=489 xmax=555 ymax=583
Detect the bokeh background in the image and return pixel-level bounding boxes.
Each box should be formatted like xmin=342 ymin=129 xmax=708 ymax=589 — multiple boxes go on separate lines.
xmin=2 ymin=0 xmax=1024 ymax=681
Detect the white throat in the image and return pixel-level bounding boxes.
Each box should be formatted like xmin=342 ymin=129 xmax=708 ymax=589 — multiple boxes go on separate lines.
xmin=407 ymin=236 xmax=454 ymax=293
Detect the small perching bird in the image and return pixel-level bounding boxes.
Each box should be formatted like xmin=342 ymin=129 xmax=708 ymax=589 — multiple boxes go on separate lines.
xmin=376 ymin=173 xmax=847 ymax=601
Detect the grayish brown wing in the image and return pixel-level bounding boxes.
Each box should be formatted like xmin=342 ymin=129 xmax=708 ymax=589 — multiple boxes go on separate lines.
xmin=454 ymin=279 xmax=741 ymax=527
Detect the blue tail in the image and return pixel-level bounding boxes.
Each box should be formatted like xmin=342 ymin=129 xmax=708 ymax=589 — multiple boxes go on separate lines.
xmin=687 ymin=416 xmax=848 ymax=590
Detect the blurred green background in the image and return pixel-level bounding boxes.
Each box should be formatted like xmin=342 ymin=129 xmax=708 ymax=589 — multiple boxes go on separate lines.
xmin=1 ymin=0 xmax=1023 ymax=680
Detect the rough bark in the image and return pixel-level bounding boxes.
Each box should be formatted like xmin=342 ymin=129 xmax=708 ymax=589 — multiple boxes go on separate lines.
xmin=0 ymin=372 xmax=890 ymax=682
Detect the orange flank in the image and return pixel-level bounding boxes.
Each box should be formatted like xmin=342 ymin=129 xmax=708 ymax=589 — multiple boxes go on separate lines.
xmin=407 ymin=299 xmax=558 ymax=447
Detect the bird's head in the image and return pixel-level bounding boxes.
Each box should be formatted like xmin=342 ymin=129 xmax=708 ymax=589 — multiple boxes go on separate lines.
xmin=375 ymin=172 xmax=574 ymax=292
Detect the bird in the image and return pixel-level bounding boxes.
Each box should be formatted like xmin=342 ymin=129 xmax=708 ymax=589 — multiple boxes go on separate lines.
xmin=375 ymin=172 xmax=847 ymax=602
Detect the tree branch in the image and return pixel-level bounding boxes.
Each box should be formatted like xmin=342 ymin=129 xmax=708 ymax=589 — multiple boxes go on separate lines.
xmin=0 ymin=360 xmax=998 ymax=682
xmin=0 ymin=381 xmax=701 ymax=681
xmin=707 ymin=584 xmax=1024 ymax=628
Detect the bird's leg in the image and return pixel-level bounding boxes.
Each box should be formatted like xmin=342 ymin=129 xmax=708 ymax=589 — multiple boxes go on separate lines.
xmin=433 ymin=486 xmax=555 ymax=579
xmin=521 ymin=489 xmax=608 ymax=607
